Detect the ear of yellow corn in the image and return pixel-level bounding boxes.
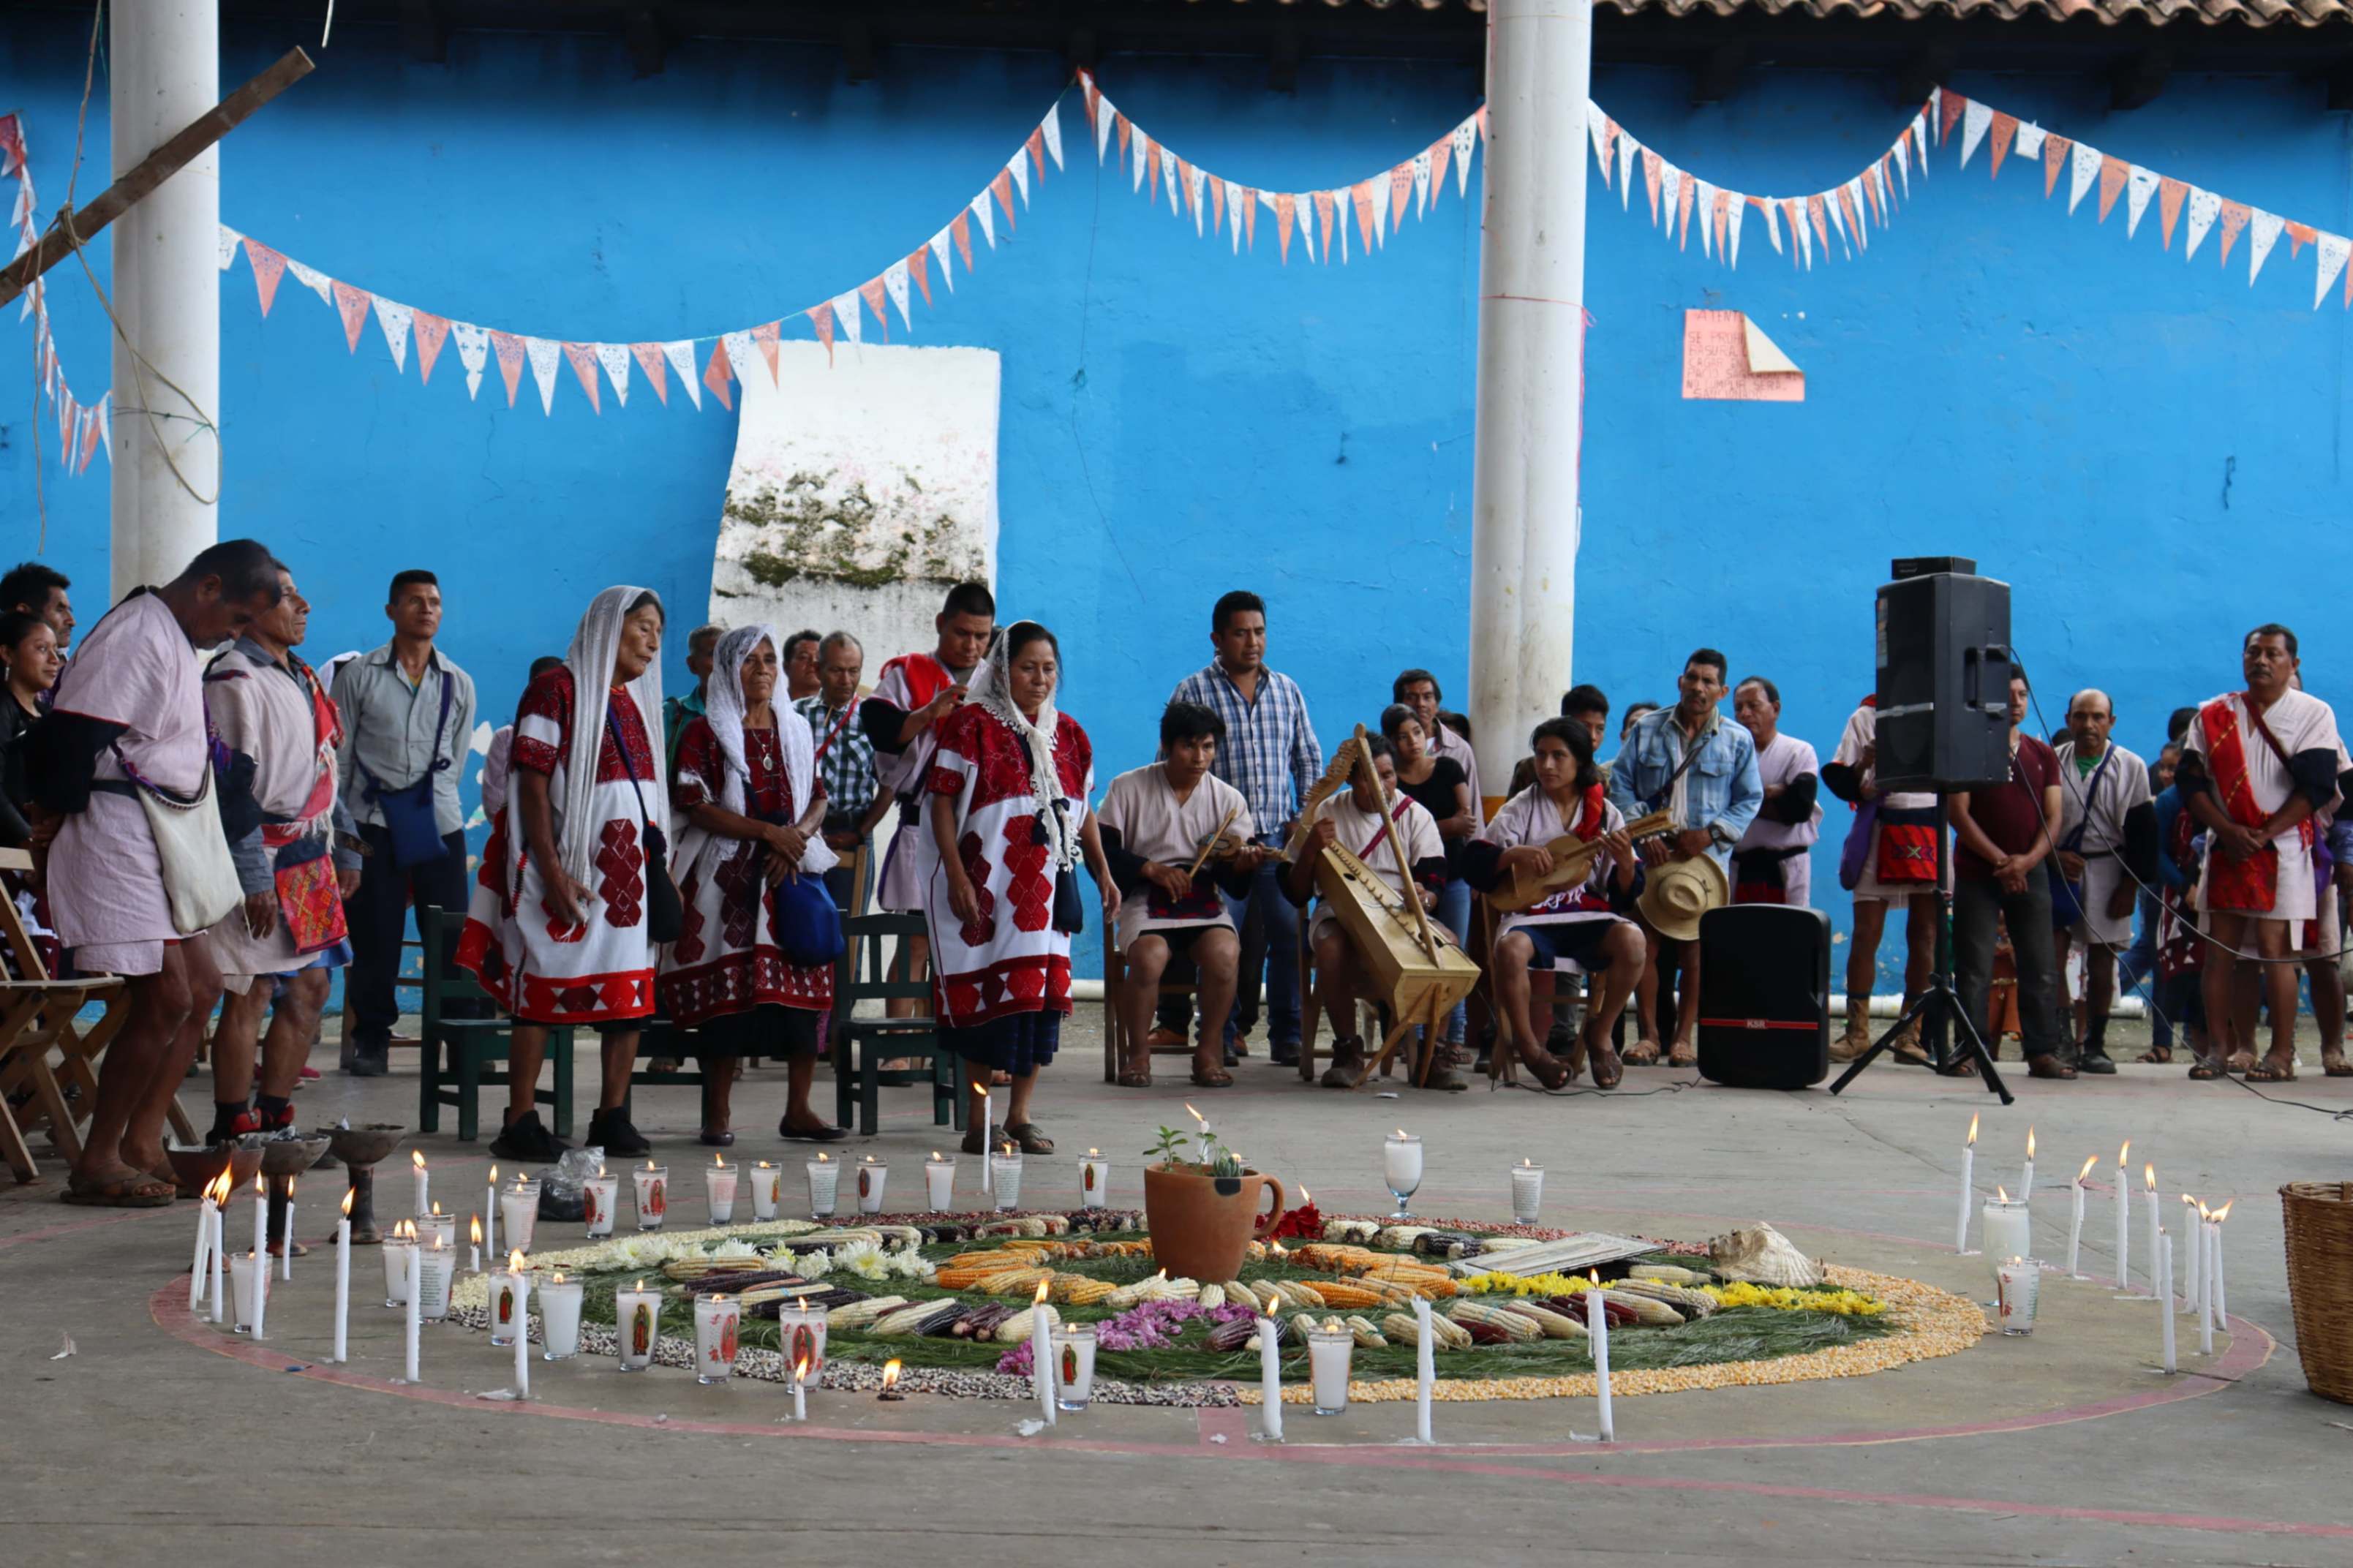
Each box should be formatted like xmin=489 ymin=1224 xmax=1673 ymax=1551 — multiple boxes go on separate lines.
xmin=1343 ymin=1315 xmax=1388 ymax=1349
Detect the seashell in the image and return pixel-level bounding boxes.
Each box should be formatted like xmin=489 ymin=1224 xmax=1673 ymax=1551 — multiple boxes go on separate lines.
xmin=1706 ymin=1221 xmax=1825 ymax=1288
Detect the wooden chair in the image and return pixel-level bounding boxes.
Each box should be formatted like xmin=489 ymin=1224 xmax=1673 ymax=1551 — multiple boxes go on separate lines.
xmin=1099 ymin=921 xmax=1204 ymax=1083
xmin=829 ymin=911 xmax=952 ymax=1137
xmin=418 ymin=908 xmax=575 ymax=1142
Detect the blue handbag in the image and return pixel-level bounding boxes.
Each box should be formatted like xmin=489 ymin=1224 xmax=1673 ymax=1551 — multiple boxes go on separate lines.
xmin=775 ymin=867 xmax=846 ymax=967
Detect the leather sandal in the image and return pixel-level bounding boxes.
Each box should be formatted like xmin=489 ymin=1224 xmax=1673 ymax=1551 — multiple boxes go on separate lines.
xmin=2246 ymin=1055 xmax=2297 ymax=1082
xmin=2025 ymin=1054 xmax=2077 ymax=1080
xmin=1520 ymin=1049 xmax=1573 ymax=1091
xmin=1621 ymin=1038 xmax=1661 ymax=1066
xmin=2323 ymin=1052 xmax=2352 ymax=1078
xmin=1004 ymin=1121 xmax=1055 ymax=1156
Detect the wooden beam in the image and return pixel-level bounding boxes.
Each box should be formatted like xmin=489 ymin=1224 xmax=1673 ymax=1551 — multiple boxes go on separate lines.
xmin=1691 ymin=42 xmax=1749 ymax=106
xmin=2110 ymin=45 xmax=2172 ymax=110
xmin=0 ymin=48 xmax=313 ymax=313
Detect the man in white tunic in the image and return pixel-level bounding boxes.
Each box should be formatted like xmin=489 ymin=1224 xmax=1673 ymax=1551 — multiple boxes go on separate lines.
xmin=2180 ymin=624 xmax=2344 ymax=1081
xmin=1730 ymin=676 xmax=1821 ymax=908
xmin=2050 ymin=689 xmax=2156 ymax=1075
xmin=1821 ymin=697 xmax=1943 ymax=1063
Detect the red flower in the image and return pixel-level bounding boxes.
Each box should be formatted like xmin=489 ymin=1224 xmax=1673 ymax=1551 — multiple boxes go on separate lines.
xmin=1270 ymin=1202 xmax=1324 ymax=1241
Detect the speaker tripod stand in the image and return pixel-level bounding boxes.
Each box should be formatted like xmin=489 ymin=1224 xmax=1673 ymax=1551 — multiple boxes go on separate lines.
xmin=1829 ymin=799 xmax=2014 ymax=1105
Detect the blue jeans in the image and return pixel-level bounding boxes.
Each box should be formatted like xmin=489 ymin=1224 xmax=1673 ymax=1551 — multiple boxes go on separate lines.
xmin=1434 ymin=878 xmax=1472 ymax=1043
xmin=1225 ymin=860 xmax=1302 ymax=1048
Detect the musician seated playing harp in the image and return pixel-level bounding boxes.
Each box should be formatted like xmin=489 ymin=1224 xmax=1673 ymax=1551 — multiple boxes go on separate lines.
xmin=1459 ymin=717 xmax=1646 ymax=1092
xmin=1282 ymin=733 xmax=1451 ymax=1090
xmin=1097 ymin=702 xmax=1270 ymax=1089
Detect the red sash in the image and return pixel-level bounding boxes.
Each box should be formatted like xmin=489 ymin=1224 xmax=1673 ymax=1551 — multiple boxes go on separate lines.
xmin=878 ymin=652 xmax=957 ymax=715
xmin=812 ymin=700 xmax=859 ymax=760
xmin=2199 ymin=693 xmax=2311 ymax=917
xmin=1360 ymin=797 xmax=1415 ymax=862
xmin=1569 ymin=783 xmax=1608 ymax=841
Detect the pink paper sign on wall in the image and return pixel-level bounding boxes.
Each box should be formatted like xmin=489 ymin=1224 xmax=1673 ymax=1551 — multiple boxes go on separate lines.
xmin=1681 ymin=309 xmax=1804 ymax=402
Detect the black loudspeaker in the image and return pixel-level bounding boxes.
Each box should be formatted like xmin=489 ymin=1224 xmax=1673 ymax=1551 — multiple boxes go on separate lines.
xmin=1695 ymin=905 xmax=1832 ymax=1090
xmin=1875 ymin=564 xmax=2014 ymax=791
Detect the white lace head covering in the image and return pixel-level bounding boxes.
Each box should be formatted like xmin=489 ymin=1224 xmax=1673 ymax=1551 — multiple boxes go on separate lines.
xmin=554 ymin=586 xmax=668 ymax=886
xmin=677 ymin=622 xmax=836 ymax=877
xmin=966 ymin=622 xmax=1080 ymax=869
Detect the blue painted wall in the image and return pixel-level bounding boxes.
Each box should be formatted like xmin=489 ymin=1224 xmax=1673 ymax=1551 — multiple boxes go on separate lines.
xmin=3 ymin=21 xmax=2347 ymax=984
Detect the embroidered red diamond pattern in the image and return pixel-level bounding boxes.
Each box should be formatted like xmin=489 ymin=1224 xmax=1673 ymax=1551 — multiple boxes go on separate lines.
xmin=1001 ymin=819 xmax=1053 ymax=933
xmin=957 ymin=831 xmax=995 ymax=947
xmin=671 ymin=885 xmax=707 ymax=965
xmin=713 ymin=843 xmax=763 ymax=949
xmin=598 ymin=818 xmax=646 ymax=929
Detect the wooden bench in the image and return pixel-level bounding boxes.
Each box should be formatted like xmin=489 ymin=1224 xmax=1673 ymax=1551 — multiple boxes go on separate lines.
xmin=417 ymin=908 xmax=575 ymax=1142
xmin=829 ymin=911 xmax=955 ymax=1137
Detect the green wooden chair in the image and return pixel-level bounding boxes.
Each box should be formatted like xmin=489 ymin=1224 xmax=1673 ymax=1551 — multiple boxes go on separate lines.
xmin=830 ymin=911 xmax=956 ymax=1137
xmin=419 ymin=908 xmax=574 ymax=1142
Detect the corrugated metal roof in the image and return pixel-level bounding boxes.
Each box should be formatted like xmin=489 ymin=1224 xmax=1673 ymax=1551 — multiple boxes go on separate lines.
xmin=1185 ymin=0 xmax=2351 ymax=28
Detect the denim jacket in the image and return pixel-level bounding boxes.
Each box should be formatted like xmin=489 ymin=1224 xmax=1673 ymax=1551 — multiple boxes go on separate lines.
xmin=1605 ymin=705 xmax=1763 ymax=865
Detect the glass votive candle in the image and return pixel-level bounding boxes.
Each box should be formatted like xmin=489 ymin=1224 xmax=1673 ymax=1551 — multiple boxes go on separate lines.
xmin=1051 ymin=1322 xmax=1097 ymax=1411
xmin=707 ymin=1159 xmax=739 ymax=1225
xmin=1510 ymin=1160 xmax=1544 ymax=1224
xmin=582 ymin=1169 xmax=618 ymax=1238
xmin=1308 ymin=1323 xmax=1355 ymax=1415
xmin=694 ymin=1295 xmax=742 ymax=1385
xmin=500 ymin=1178 xmax=541 ymax=1254
xmin=537 ymin=1272 xmax=584 ymax=1360
xmin=807 ymin=1154 xmax=840 ymax=1218
xmin=857 ymin=1157 xmax=888 ymax=1215
xmin=633 ymin=1164 xmax=669 ymax=1231
xmin=415 ymin=1210 xmax=456 ymax=1253
xmin=1995 ymin=1256 xmax=2041 ymax=1335
xmin=749 ymin=1161 xmax=781 ymax=1221
xmin=925 ymin=1153 xmax=955 ymax=1211
xmin=488 ymin=1265 xmax=529 ymax=1347
xmin=1383 ymin=1131 xmax=1423 ymax=1221
xmin=381 ymin=1237 xmax=415 ymax=1309
xmin=615 ymin=1279 xmax=661 ymax=1372
xmin=415 ymin=1240 xmax=456 ymax=1322
xmin=1080 ymin=1150 xmax=1109 ymax=1208
xmin=781 ymin=1303 xmax=829 ymax=1377
xmin=1981 ymin=1195 xmax=2031 ymax=1286
xmin=990 ymin=1150 xmax=1024 ymax=1212
xmin=230 ymin=1250 xmax=270 ymax=1334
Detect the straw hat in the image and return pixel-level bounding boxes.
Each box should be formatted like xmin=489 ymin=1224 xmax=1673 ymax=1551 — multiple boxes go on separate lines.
xmin=1636 ymin=852 xmax=1728 ymax=942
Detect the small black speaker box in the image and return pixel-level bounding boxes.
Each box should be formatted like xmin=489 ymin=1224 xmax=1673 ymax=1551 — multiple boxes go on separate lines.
xmin=1875 ymin=566 xmax=2013 ymax=791
xmin=1696 ymin=905 xmax=1832 ymax=1090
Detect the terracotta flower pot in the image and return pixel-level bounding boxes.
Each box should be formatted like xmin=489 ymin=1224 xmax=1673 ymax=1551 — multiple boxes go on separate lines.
xmin=1142 ymin=1164 xmax=1287 ymax=1284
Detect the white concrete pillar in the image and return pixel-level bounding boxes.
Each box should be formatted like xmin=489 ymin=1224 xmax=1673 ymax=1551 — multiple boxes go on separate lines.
xmin=110 ymin=0 xmax=221 ymax=598
xmin=1466 ymin=0 xmax=1592 ymax=802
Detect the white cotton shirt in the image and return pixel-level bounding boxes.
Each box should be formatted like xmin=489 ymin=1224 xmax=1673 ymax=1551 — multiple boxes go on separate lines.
xmin=1096 ymin=764 xmax=1255 ymax=950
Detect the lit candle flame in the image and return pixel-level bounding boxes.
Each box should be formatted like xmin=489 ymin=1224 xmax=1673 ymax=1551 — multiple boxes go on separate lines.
xmin=862 ymin=1154 xmax=877 ymax=1164
xmin=2077 ymin=1155 xmax=2098 ymax=1185
xmin=1589 ymin=1269 xmax=1600 ymax=1285
xmin=2144 ymin=1162 xmax=2156 ymax=1190
xmin=432 ymin=1200 xmax=442 ymax=1215
xmin=1033 ymin=1279 xmax=1050 ymax=1304
xmin=1153 ymin=1268 xmax=1167 ymax=1281
xmin=1396 ymin=1128 xmax=1409 ymax=1139
xmin=1184 ymin=1102 xmax=1205 ymax=1124
xmin=2181 ymin=1193 xmax=2196 ymax=1206
xmin=715 ymin=1153 xmax=725 ymax=1169
xmin=794 ymin=1354 xmax=810 ymax=1383
xmin=816 ymin=1152 xmax=829 ymax=1164
xmin=2025 ymin=1126 xmax=2035 ymax=1159
xmin=340 ymin=1188 xmax=354 ymax=1217
xmin=470 ymin=1214 xmax=483 ymax=1244
xmin=881 ymin=1359 xmax=902 ymax=1389
xmin=1522 ymin=1156 xmax=1534 ymax=1168
xmin=2212 ymin=1201 xmax=2232 ymax=1224
xmin=646 ymin=1160 xmax=658 ymax=1172
xmin=1966 ymin=1113 xmax=1979 ymax=1146
xmin=553 ymin=1271 xmax=565 ymax=1285
xmin=1996 ymin=1185 xmax=2010 ymax=1203
xmin=1298 ymin=1186 xmax=1310 ymax=1204
xmin=287 ymin=1176 xmax=296 ymax=1197
xmin=413 ymin=1150 xmax=426 ymax=1171
xmin=757 ymin=1161 xmax=770 ymax=1170
xmin=253 ymin=1172 xmax=266 ymax=1195
xmin=2117 ymin=1139 xmax=2130 ymax=1166
xmin=633 ymin=1278 xmax=645 ymax=1290
xmin=1088 ymin=1148 xmax=1099 ymax=1158
xmin=488 ymin=1164 xmax=497 ymax=1183
xmin=931 ymin=1151 xmax=943 ymax=1161
xmin=598 ymin=1164 xmax=608 ymax=1179
xmin=508 ymin=1249 xmax=526 ymax=1271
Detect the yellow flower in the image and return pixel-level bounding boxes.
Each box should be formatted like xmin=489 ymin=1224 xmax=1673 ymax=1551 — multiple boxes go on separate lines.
xmin=1701 ymin=1281 xmax=1885 ymax=1316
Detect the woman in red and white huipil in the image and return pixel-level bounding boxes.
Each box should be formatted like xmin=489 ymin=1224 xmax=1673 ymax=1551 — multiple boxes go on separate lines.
xmin=459 ymin=586 xmax=670 ymax=1162
xmin=922 ymin=622 xmax=1118 ymax=1156
xmin=660 ymin=623 xmax=845 ymax=1147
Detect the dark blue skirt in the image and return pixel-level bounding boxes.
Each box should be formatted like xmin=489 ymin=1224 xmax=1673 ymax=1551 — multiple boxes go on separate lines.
xmin=943 ymin=1008 xmax=1062 ymax=1076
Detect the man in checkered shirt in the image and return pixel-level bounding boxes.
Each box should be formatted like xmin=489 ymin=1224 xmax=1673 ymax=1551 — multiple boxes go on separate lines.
xmin=1166 ymin=590 xmax=1323 ymax=1067
xmin=794 ymin=630 xmax=892 ymax=917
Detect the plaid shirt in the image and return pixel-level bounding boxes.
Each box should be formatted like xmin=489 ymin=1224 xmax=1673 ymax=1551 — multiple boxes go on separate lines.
xmin=1169 ymin=662 xmax=1323 ymax=839
xmin=794 ymin=693 xmax=878 ymax=820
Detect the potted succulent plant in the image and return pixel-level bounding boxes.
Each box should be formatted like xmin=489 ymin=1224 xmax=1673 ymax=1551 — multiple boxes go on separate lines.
xmin=1140 ymin=1126 xmax=1287 ymax=1284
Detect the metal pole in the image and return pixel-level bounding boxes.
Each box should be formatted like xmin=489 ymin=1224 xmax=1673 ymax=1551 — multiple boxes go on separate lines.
xmin=110 ymin=0 xmax=221 ymax=599
xmin=1467 ymin=0 xmax=1592 ymax=804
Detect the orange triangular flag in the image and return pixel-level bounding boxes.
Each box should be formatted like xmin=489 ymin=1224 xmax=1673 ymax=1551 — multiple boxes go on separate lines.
xmin=1988 ymin=113 xmax=2017 ymax=181
xmin=951 ymin=211 xmax=974 ymax=272
xmin=1600 ymin=118 xmax=1620 ymax=187
xmin=491 ymin=331 xmax=525 ymax=407
xmin=1834 ymin=185 xmax=1861 ymax=251
xmin=1430 ymin=135 xmax=1452 ymax=203
xmin=1314 ymin=190 xmax=1336 ymax=265
xmin=752 ymin=320 xmax=781 ymax=384
xmin=630 ymin=342 xmax=669 ymax=406
xmin=2096 ymin=156 xmax=2128 ymax=222
xmin=1082 ymin=78 xmax=1100 ymax=138
xmin=1808 ymin=194 xmax=1830 ymax=255
xmin=412 ymin=311 xmax=450 ymax=386
xmin=331 ymin=282 xmax=371 ymax=353
xmin=1025 ymin=127 xmax=1046 ymax=182
xmin=2288 ymin=220 xmax=2316 ymax=257
xmin=808 ymin=302 xmax=836 ymax=368
xmin=1713 ymin=188 xmax=1729 ymax=257
xmin=561 ymin=342 xmax=602 ymax=413
xmin=1241 ymin=186 xmax=1257 ymax=249
xmin=1276 ymin=192 xmax=1295 ymax=263
xmin=1116 ymin=114 xmax=1132 ymax=160
xmin=909 ymin=246 xmax=933 ymax=307
xmin=1352 ymin=181 xmax=1375 ymax=253
xmin=1861 ymin=170 xmax=1882 ymax=228
xmin=859 ymin=278 xmax=889 ymax=342
xmin=1145 ymin=143 xmax=1161 ymax=206
xmin=991 ymin=170 xmax=1017 ymax=230
xmin=1642 ymin=148 xmax=1663 ymax=225
xmin=2043 ymin=135 xmax=2072 ymax=200
xmin=1389 ymin=162 xmax=1412 ymax=232
xmin=1676 ymin=174 xmax=1696 ymax=249
xmin=702 ymin=339 xmax=734 ymax=411
xmin=2217 ymin=200 xmax=2251 ymax=265
xmin=1939 ymin=91 xmax=1966 ymax=145
xmin=1178 ymin=159 xmax=1197 ymax=216
xmin=2158 ymin=177 xmax=2187 ymax=248
xmin=243 ymin=239 xmax=287 ymax=317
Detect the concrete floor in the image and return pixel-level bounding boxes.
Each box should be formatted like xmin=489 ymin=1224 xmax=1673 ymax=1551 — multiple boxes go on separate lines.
xmin=8 ymin=1011 xmax=2352 ymax=1567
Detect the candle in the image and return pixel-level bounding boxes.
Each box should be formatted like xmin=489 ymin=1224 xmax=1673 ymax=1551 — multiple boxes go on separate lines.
xmin=1384 ymin=1129 xmax=1423 ymax=1221
xmin=483 ymin=1164 xmax=497 ymax=1256
xmin=2158 ymin=1232 xmax=2177 ymax=1373
xmin=1994 ymin=1256 xmax=2038 ymax=1334
xmin=333 ymin=1190 xmax=352 ymax=1362
xmin=249 ymin=1175 xmax=268 ymax=1338
xmin=508 ymin=1254 xmax=530 ymax=1398
xmin=500 ymin=1177 xmax=540 ymax=1254
xmin=538 ymin=1271 xmax=584 ymax=1360
xmin=382 ymin=1222 xmax=414 ymax=1308
xmin=488 ymin=1259 xmax=525 ymax=1348
xmin=1080 ymin=1149 xmax=1108 ymax=1209
xmin=1412 ymin=1298 xmax=1436 ymax=1443
xmin=1185 ymin=1101 xmax=1212 ymax=1164
xmin=469 ymin=1213 xmax=483 ymax=1274
xmin=1510 ymin=1158 xmax=1544 ymax=1224
xmin=230 ymin=1250 xmax=268 ymax=1335
xmin=856 ymin=1156 xmax=887 ymax=1215
xmin=2142 ymin=1164 xmax=2161 ymax=1298
xmin=1030 ymin=1281 xmax=1057 ymax=1425
xmin=584 ymin=1166 xmax=618 ymax=1238
xmin=1955 ymin=1113 xmax=1979 ymax=1254
xmin=188 ymin=1172 xmax=217 ymax=1310
xmin=1052 ymin=1322 xmax=1097 ymax=1411
xmin=402 ymin=1237 xmax=421 ymax=1382
xmin=783 ymin=1300 xmax=829 ymax=1378
xmin=694 ymin=1294 xmax=740 ymax=1385
xmin=707 ymin=1156 xmax=739 ymax=1224
xmin=208 ymin=1175 xmax=226 ymax=1322
xmin=1587 ymin=1273 xmax=1614 ymax=1442
xmin=2020 ymin=1125 xmax=2036 ymax=1202
xmin=925 ymin=1153 xmax=955 ymax=1212
xmin=414 ymin=1209 xmax=456 ymax=1254
xmin=991 ymin=1146 xmax=1024 ymax=1212
xmin=750 ymin=1161 xmax=780 ymax=1222
xmin=1981 ymin=1190 xmax=2030 ymax=1281
xmin=976 ymin=1086 xmax=993 ymax=1194
xmin=2197 ymin=1209 xmax=2215 ymax=1355
xmin=2210 ymin=1202 xmax=2231 ymax=1325
xmin=2067 ymin=1156 xmax=2096 ymax=1278
xmin=2180 ymin=1195 xmax=2202 ymax=1313
xmin=791 ymin=1355 xmax=809 ymax=1421
xmin=616 ymin=1279 xmax=660 ymax=1372
xmin=278 ymin=1175 xmax=296 ymax=1281
xmin=1254 ymin=1317 xmax=1284 ymax=1440
xmin=411 ymin=1150 xmax=428 ymax=1217
xmin=807 ymin=1153 xmax=840 ymax=1218
xmin=1308 ymin=1321 xmax=1354 ymax=1416
xmin=633 ymin=1162 xmax=668 ymax=1231
xmin=417 ymin=1237 xmax=456 ymax=1321
xmin=2112 ymin=1140 xmax=2131 ymax=1292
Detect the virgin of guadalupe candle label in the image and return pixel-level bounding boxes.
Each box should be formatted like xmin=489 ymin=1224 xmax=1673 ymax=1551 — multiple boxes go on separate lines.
xmin=1061 ymin=1343 xmax=1078 ymax=1385
xmin=630 ymin=1302 xmax=656 ymax=1358
xmin=786 ymin=1315 xmax=827 ymax=1373
xmin=582 ymin=1183 xmax=602 ymax=1230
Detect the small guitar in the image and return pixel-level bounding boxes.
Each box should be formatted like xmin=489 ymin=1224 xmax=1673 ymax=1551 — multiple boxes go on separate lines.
xmin=1489 ymin=809 xmax=1677 ymax=913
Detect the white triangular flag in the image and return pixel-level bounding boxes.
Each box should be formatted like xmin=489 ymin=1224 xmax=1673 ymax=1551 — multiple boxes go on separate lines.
xmin=1848 ymin=177 xmax=1870 ymax=250
xmin=524 ymin=336 xmax=561 ymax=415
xmin=833 ymin=291 xmax=862 ymax=347
xmin=1911 ymin=113 xmax=1931 ymax=176
xmin=1452 ymin=117 xmax=1476 ymax=197
xmin=1189 ymin=164 xmax=1208 ymax=237
xmin=1660 ymin=163 xmax=1682 ymax=235
xmin=287 ymin=259 xmax=334 ymax=306
xmin=1825 ymin=187 xmax=1849 ymax=253
xmin=1132 ymin=135 xmax=1149 ymax=194
xmin=1793 ymin=200 xmax=1813 ymax=269
xmin=217 ymin=225 xmax=242 ymax=269
xmin=2014 ymin=122 xmax=2046 ymax=163
xmin=720 ymin=329 xmax=757 ymax=388
xmin=884 ymin=259 xmax=912 ymax=329
xmin=2248 ymin=210 xmax=2284 ymax=284
xmin=1762 ymin=197 xmax=1782 ymax=255
xmin=1727 ymin=195 xmax=1746 ymax=268
xmin=2125 ymin=166 xmax=2160 ymax=238
xmin=595 ymin=342 xmax=632 ymax=407
xmin=95 ymin=393 xmax=110 ymax=459
xmin=1225 ymin=179 xmax=1246 ymax=252
xmin=452 ymin=322 xmax=489 ymax=399
xmin=372 ymin=297 xmax=413 ymax=372
xmin=1695 ymin=180 xmax=1715 ymax=257
xmin=2068 ymin=141 xmax=2101 ymax=214
xmin=1891 ymin=133 xmax=1911 ymax=199
xmin=970 ymin=190 xmax=995 ymax=249
xmin=1094 ymin=95 xmax=1115 ymax=161
xmin=1368 ymin=172 xmax=1389 ymax=246
xmin=2184 ymin=188 xmax=2221 ymax=259
xmin=929 ymin=229 xmax=956 ymax=292
xmin=1162 ymin=149 xmax=1178 ymax=210
xmin=1412 ymin=150 xmax=1431 ymax=218
xmin=1298 ymin=197 xmax=1315 ymax=263
xmin=1616 ymin=132 xmax=1636 ymax=207
xmin=2316 ymin=234 xmax=2350 ymax=309
xmin=1005 ymin=149 xmax=1030 ymax=209
xmin=1040 ymin=102 xmax=1063 ymax=170
xmin=1959 ymin=99 xmax=1992 ymax=169
xmin=1336 ymin=190 xmax=1349 ymax=263
xmin=663 ymin=339 xmax=701 ymax=409
xmin=1586 ymin=102 xmax=1609 ymax=169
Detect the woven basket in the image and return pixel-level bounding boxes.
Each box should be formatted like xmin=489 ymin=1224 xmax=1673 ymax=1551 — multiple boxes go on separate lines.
xmin=2281 ymin=1182 xmax=2353 ymax=1404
